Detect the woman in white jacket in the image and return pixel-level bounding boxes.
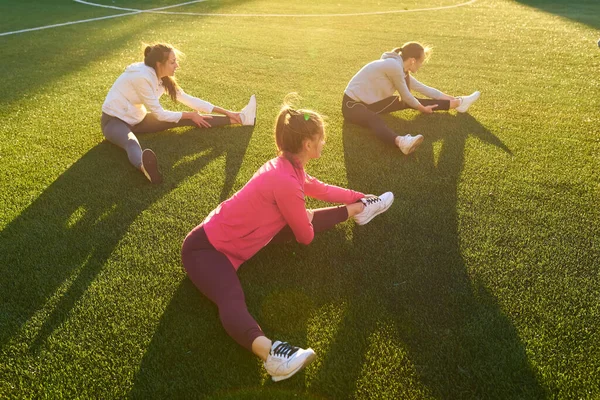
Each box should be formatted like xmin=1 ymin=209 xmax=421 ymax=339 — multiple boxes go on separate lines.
xmin=342 ymin=42 xmax=480 ymax=155
xmin=101 ymin=43 xmax=257 ymax=183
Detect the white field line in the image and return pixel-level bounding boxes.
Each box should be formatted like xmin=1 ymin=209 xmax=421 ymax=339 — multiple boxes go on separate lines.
xmin=0 ymin=0 xmax=477 ymax=37
xmin=0 ymin=0 xmax=206 ymax=37
xmin=146 ymin=0 xmax=478 ymax=17
xmin=0 ymin=11 xmax=140 ymax=37
xmin=73 ymin=0 xmax=206 ymax=12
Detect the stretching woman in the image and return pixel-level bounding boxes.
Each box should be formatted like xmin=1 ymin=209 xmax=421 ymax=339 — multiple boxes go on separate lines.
xmin=101 ymin=43 xmax=257 ymax=183
xmin=181 ymin=102 xmax=394 ymax=382
xmin=343 ymin=41 xmax=480 ymax=155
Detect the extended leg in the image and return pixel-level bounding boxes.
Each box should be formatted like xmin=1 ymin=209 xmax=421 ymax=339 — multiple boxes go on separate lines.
xmin=132 ymin=113 xmax=232 ymax=134
xmin=181 ymin=225 xmax=264 ymax=351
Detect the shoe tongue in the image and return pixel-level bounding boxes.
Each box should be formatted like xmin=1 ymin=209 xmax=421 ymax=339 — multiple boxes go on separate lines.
xmin=272 ymin=341 xmax=299 ymax=357
xmin=271 ymin=340 xmax=283 ymax=351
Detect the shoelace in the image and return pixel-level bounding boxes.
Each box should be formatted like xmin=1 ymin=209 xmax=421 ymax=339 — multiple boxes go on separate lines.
xmin=363 ymin=196 xmax=381 ymax=206
xmin=272 ymin=342 xmax=299 ymax=358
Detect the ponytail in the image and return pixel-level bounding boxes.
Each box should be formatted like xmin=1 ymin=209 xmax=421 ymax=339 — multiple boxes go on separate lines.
xmin=144 ymin=45 xmax=153 ymax=58
xmin=143 ymin=43 xmax=181 ymax=102
xmin=392 ymin=42 xmax=433 ymax=90
xmin=393 ymin=41 xmax=431 ymax=62
xmin=274 ymin=98 xmax=324 ymax=167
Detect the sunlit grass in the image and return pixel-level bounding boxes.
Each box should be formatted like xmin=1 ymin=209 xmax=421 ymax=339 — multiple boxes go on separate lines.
xmin=1 ymin=0 xmax=599 ymax=398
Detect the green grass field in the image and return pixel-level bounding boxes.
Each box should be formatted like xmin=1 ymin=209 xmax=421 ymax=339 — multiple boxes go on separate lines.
xmin=1 ymin=0 xmax=599 ymax=398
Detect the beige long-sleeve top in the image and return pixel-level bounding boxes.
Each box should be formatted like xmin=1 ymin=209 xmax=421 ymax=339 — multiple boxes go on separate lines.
xmin=344 ymin=52 xmax=444 ymax=108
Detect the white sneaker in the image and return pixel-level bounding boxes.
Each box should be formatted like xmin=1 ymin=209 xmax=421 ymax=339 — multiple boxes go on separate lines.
xmin=354 ymin=192 xmax=394 ymax=225
xmin=456 ymin=91 xmax=480 ymax=113
xmin=397 ymin=134 xmax=424 ymax=155
xmin=240 ymin=94 xmax=257 ymax=126
xmin=264 ymin=341 xmax=316 ymax=382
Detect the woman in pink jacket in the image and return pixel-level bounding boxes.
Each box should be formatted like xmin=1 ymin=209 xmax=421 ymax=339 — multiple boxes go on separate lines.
xmin=181 ymin=102 xmax=394 ymax=382
xmin=101 ymin=43 xmax=257 ymax=183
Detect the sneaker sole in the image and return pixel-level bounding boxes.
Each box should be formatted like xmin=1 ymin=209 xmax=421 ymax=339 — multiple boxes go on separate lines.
xmin=271 ymin=351 xmax=316 ymax=382
xmin=141 ymin=149 xmax=162 ymax=184
xmin=402 ymin=135 xmax=424 ymax=155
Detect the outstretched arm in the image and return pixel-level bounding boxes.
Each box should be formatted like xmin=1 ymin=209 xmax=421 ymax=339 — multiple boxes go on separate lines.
xmin=388 ymin=68 xmax=437 ymax=114
xmin=177 ymin=89 xmax=242 ymax=124
xmin=304 ymin=174 xmax=364 ymax=204
xmin=212 ymin=106 xmax=242 ymax=124
xmin=409 ymin=75 xmax=456 ymax=101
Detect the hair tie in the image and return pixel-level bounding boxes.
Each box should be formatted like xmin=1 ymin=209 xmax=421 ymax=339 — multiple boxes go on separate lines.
xmin=304 ymin=113 xmax=310 ymax=121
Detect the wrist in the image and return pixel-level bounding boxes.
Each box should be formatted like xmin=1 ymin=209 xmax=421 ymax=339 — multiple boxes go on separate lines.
xmin=212 ymin=107 xmax=229 ymax=116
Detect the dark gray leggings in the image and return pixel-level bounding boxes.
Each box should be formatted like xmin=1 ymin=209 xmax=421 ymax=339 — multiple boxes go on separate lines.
xmin=342 ymin=94 xmax=450 ymax=146
xmin=100 ymin=112 xmax=231 ymax=168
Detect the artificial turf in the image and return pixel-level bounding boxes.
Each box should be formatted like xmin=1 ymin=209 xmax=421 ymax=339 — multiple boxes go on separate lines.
xmin=0 ymin=0 xmax=598 ymax=398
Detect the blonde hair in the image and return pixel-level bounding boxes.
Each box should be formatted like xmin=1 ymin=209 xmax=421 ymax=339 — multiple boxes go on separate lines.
xmin=274 ymin=94 xmax=324 ymax=165
xmin=393 ymin=41 xmax=432 ymax=63
xmin=392 ymin=42 xmax=432 ymax=89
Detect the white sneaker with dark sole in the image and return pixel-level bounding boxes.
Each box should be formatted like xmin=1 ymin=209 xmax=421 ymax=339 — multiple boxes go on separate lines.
xmin=456 ymin=91 xmax=481 ymax=113
xmin=354 ymin=192 xmax=394 ymax=225
xmin=397 ymin=134 xmax=424 ymax=155
xmin=240 ymin=94 xmax=257 ymax=126
xmin=141 ymin=149 xmax=162 ymax=184
xmin=264 ymin=341 xmax=316 ymax=382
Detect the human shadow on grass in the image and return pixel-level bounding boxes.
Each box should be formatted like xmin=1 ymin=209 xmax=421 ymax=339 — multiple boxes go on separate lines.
xmin=0 ymin=125 xmax=253 ymax=356
xmin=128 ymin=172 xmax=329 ymax=397
xmin=224 ymin=114 xmax=541 ymax=399
xmin=514 ymin=0 xmax=600 ymax=30
xmin=236 ymin=113 xmax=540 ymax=398
xmin=128 ymin=114 xmax=540 ymax=399
xmin=290 ymin=113 xmax=544 ymax=399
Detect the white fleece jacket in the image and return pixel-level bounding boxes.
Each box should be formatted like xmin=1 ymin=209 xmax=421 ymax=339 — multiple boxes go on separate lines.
xmin=102 ymin=62 xmax=214 ymax=126
xmin=344 ymin=52 xmax=443 ymax=108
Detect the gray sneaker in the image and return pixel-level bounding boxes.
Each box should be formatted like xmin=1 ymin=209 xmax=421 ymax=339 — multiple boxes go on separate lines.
xmin=263 ymin=341 xmax=316 ymax=382
xmin=354 ymin=192 xmax=394 ymax=225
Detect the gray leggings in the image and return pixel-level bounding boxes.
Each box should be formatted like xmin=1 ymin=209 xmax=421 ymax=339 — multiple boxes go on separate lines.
xmin=100 ymin=112 xmax=231 ymax=168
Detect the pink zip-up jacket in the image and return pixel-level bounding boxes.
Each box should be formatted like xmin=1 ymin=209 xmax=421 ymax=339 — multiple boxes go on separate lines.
xmin=203 ymin=156 xmax=365 ymax=269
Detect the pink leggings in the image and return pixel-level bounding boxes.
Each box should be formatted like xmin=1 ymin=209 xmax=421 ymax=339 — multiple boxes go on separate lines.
xmin=181 ymin=205 xmax=348 ymax=351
